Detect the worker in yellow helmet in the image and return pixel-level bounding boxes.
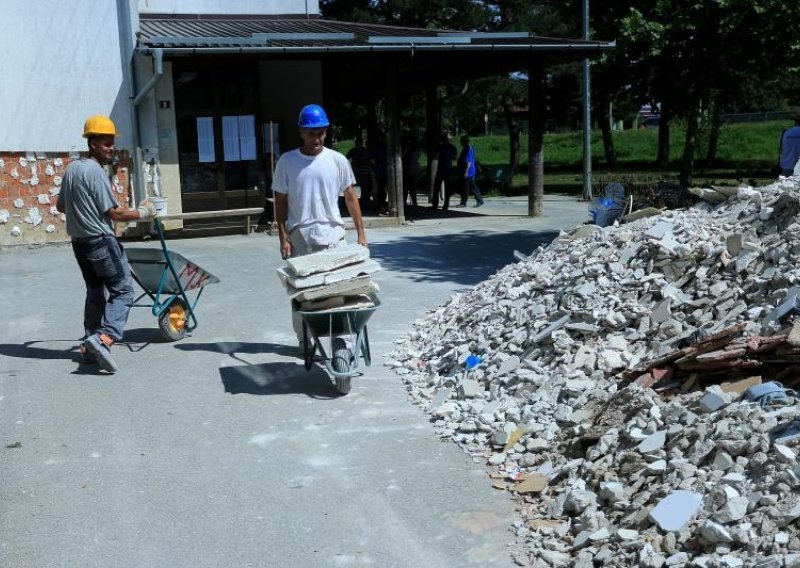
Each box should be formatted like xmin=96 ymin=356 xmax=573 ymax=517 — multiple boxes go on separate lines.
xmin=56 ymin=115 xmax=158 ymax=373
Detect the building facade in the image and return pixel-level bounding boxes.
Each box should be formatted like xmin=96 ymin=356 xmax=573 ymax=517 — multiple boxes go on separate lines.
xmin=0 ymin=0 xmax=322 ymax=245
xmin=0 ymin=0 xmax=613 ymax=246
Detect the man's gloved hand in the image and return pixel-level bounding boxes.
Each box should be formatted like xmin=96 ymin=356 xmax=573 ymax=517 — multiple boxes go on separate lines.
xmin=137 ymin=201 xmax=159 ymax=221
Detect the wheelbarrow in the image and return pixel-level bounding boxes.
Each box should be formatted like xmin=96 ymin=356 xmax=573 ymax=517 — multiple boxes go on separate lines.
xmin=126 ymin=207 xmax=262 ymax=341
xmin=298 ymin=294 xmax=380 ymax=395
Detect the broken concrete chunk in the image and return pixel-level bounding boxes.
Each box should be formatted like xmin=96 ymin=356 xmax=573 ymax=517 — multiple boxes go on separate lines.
xmin=645 ymin=221 xmax=674 ymax=239
xmin=698 ymin=386 xmax=729 ymax=413
xmin=697 ymin=520 xmax=734 ymax=543
xmin=457 ymin=380 xmax=482 ymax=399
xmin=649 ymin=491 xmax=703 ymax=531
xmin=284 ymin=243 xmax=369 ymax=277
xmin=515 ymin=473 xmax=549 ymax=494
xmin=713 ymin=496 xmax=749 ymax=524
xmin=637 ymin=430 xmax=667 ymax=454
xmin=427 ymin=387 xmax=452 ymax=413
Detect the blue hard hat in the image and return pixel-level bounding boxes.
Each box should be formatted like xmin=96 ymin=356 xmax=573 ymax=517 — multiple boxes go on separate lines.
xmin=298 ymin=104 xmax=330 ymax=128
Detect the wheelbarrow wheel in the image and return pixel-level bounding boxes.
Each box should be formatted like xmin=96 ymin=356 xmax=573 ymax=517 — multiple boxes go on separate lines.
xmin=158 ymin=297 xmax=188 ymax=341
xmin=331 ymin=337 xmax=354 ymax=395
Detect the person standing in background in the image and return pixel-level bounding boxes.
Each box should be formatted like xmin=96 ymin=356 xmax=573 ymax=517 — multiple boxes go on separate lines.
xmin=370 ymin=132 xmax=389 ymax=216
xmin=431 ymin=131 xmax=457 ymax=211
xmin=346 ymin=134 xmax=374 ymax=212
xmin=779 ymin=112 xmax=800 ymax=176
xmin=453 ymin=134 xmax=484 ymax=208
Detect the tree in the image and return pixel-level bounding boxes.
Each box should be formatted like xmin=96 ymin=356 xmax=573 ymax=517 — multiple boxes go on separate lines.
xmin=615 ymin=0 xmax=800 ymax=183
xmin=320 ymin=0 xmax=487 ymax=29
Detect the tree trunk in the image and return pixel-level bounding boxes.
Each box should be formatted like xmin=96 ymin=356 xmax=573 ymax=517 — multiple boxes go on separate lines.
xmin=425 ymin=82 xmax=440 ymax=203
xmin=680 ymin=103 xmax=701 ymax=188
xmin=504 ymin=98 xmax=520 ymax=171
xmin=528 ymin=59 xmax=544 ymax=217
xmin=385 ymin=63 xmax=404 ymax=220
xmin=705 ymin=95 xmax=722 ymax=166
xmin=657 ymin=102 xmax=671 ymax=168
xmin=599 ymin=97 xmax=617 ymax=170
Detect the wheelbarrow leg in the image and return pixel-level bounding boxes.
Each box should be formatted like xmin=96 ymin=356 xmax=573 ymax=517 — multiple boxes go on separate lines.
xmin=302 ymin=322 xmax=316 ymax=371
xmin=360 ymin=326 xmax=372 ymax=367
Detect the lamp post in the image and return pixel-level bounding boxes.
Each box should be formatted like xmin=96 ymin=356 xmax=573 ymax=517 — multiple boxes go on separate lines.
xmin=582 ymin=0 xmax=592 ymax=200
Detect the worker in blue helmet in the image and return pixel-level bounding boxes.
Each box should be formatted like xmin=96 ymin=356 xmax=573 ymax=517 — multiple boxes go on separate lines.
xmin=272 ymin=103 xmax=368 ymax=351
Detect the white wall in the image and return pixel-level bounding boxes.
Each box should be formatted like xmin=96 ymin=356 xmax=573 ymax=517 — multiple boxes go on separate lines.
xmin=139 ymin=0 xmax=319 ymax=16
xmin=0 ymin=0 xmax=136 ymax=152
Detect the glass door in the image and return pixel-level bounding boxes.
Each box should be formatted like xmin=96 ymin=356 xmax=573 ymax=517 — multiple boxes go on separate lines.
xmin=173 ymin=60 xmax=264 ymax=214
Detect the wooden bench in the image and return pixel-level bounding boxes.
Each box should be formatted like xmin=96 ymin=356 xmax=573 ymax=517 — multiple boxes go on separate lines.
xmin=158 ymin=207 xmax=265 ymax=235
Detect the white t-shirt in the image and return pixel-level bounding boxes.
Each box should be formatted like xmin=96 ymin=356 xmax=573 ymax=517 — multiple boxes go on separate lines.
xmin=272 ymin=147 xmax=356 ymax=243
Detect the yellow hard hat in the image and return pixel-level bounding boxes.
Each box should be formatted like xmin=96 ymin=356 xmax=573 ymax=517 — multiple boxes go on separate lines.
xmin=82 ymin=115 xmax=117 ymax=138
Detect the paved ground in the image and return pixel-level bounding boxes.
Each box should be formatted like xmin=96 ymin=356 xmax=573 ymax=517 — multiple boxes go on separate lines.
xmin=0 ymin=195 xmax=588 ymax=568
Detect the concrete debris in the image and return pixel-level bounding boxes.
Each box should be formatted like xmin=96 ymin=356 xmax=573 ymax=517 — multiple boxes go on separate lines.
xmin=649 ymin=491 xmax=703 ymax=531
xmin=283 ymin=243 xmax=369 ymax=276
xmin=276 ymin=244 xmax=380 ymax=311
xmin=390 ymin=175 xmax=800 ymax=565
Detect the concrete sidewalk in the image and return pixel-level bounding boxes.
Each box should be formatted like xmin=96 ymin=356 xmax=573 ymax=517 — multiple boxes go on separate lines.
xmin=0 ymin=195 xmax=587 ymax=568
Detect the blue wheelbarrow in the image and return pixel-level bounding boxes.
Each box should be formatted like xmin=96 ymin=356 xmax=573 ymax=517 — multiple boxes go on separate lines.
xmin=298 ymin=294 xmax=380 ymax=394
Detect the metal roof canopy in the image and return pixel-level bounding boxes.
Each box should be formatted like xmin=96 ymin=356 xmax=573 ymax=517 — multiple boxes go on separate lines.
xmin=135 ymin=14 xmax=615 ymax=222
xmin=137 ymin=16 xmax=614 ymax=94
xmin=136 ymin=15 xmax=614 ymax=59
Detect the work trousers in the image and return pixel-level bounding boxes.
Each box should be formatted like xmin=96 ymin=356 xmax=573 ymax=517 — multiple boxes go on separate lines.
xmin=355 ymin=173 xmax=372 ymax=211
xmin=288 ymin=232 xmax=346 ymax=342
xmin=71 ymin=235 xmax=135 ymax=342
xmin=431 ymin=171 xmax=452 ymax=210
xmin=457 ymin=176 xmax=484 ymax=206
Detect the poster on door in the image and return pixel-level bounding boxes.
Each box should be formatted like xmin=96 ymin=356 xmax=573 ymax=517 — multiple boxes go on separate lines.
xmin=197 ymin=117 xmax=215 ymax=163
xmin=222 ymin=115 xmax=256 ymax=162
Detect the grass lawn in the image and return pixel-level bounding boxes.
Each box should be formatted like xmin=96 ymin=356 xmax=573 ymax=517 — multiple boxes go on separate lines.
xmin=333 ymin=119 xmax=787 ymax=197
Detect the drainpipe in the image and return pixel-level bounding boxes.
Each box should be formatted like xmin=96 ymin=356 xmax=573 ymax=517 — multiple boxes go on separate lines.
xmin=133 ymin=48 xmax=164 ymax=107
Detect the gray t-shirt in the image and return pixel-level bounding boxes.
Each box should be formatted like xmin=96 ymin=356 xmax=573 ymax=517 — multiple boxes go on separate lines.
xmin=57 ymin=158 xmax=117 ymax=238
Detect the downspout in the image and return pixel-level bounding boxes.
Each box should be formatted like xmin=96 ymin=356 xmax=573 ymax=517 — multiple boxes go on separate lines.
xmin=133 ymin=48 xmax=164 ymax=107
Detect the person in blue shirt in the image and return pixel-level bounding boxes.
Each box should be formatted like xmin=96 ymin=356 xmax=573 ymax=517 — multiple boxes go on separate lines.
xmin=779 ymin=112 xmax=800 ymax=176
xmin=451 ymin=134 xmax=484 ymax=208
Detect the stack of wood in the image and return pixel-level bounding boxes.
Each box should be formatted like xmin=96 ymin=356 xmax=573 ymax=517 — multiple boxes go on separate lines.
xmin=616 ymin=322 xmax=800 ymax=391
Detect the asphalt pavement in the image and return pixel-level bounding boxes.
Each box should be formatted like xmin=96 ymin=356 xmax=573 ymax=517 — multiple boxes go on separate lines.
xmin=0 ymin=195 xmax=588 ymax=568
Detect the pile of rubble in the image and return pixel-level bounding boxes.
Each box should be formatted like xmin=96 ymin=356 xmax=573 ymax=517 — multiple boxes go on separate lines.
xmin=276 ymin=243 xmax=380 ymax=310
xmin=388 ymin=176 xmax=800 ymax=566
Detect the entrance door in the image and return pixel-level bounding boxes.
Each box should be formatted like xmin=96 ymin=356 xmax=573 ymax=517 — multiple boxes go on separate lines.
xmin=173 ymin=61 xmax=265 ymax=218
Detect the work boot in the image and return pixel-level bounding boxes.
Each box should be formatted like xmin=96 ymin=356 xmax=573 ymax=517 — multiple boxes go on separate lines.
xmin=84 ymin=333 xmax=118 ymax=373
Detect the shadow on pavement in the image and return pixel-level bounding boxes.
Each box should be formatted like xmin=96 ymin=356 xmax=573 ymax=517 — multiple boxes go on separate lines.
xmin=175 ymin=341 xmax=298 ymax=364
xmin=219 ymin=361 xmax=339 ymax=398
xmin=0 ymin=340 xmax=77 ymax=362
xmin=120 ymin=327 xmax=174 ymax=352
xmin=0 ymin=340 xmax=116 ymax=376
xmin=176 ymin=341 xmax=342 ymax=398
xmin=369 ymin=229 xmax=559 ymax=285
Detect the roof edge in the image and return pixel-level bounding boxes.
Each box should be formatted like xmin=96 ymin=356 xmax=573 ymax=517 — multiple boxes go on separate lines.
xmin=140 ymin=13 xmax=323 ymax=20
